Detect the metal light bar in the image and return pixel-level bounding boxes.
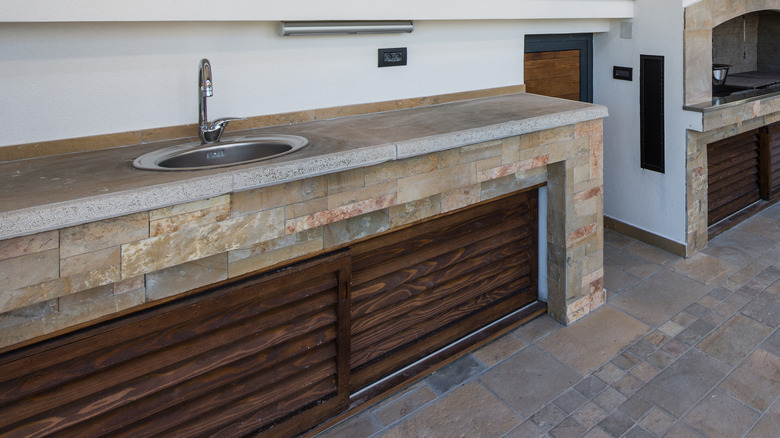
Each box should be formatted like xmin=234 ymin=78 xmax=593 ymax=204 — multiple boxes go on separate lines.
xmin=279 ymin=20 xmax=414 ymax=36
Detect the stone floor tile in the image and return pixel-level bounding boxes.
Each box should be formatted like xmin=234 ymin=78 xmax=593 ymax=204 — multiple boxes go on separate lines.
xmin=505 ymin=420 xmax=547 ymax=438
xmin=703 ymin=228 xmax=775 ymax=267
xmin=619 ymin=394 xmax=653 ymax=420
xmin=611 ymin=270 xmax=712 ymax=327
xmin=593 ymin=386 xmax=628 ymax=412
xmin=530 ymin=404 xmax=568 ymax=431
xmin=604 ymin=265 xmax=641 ymax=293
xmin=725 ymin=290 xmax=751 ymax=307
xmin=514 ymin=314 xmax=562 ymax=343
xmin=612 ymin=373 xmax=643 ymax=397
xmin=611 ymin=351 xmax=641 ymax=370
xmin=737 ymin=214 xmax=780 ymax=242
xmin=623 ymin=425 xmax=654 ymax=438
xmin=746 ymin=400 xmax=780 ymax=437
xmin=597 ymin=410 xmax=635 ymax=437
xmin=316 ymin=411 xmax=379 ymax=438
xmin=605 ymin=229 xmax=636 ymax=249
xmin=669 ymin=252 xmax=740 ymax=287
xmin=701 ymin=308 xmax=731 ymax=327
xmin=696 ymin=294 xmax=721 ymax=309
xmin=645 ymin=348 xmax=677 ymax=369
xmin=761 ymin=329 xmax=780 ymax=356
xmin=629 ymin=361 xmax=660 ymax=383
xmin=643 ymin=331 xmax=671 ymax=348
xmin=594 ymin=362 xmax=625 ymax=385
xmin=670 ymin=311 xmax=697 ymax=328
xmin=697 ymin=314 xmax=774 ymax=366
xmin=575 ymin=375 xmax=609 ymax=399
xmin=480 ymin=345 xmax=580 ymax=418
xmin=665 ymin=422 xmax=705 ymax=438
xmin=548 ymin=416 xmax=587 ymax=438
xmin=660 ymin=339 xmax=690 ymax=359
xmin=684 ymin=302 xmax=710 ymax=317
xmin=373 ymin=384 xmax=437 ymax=426
xmin=472 ymin=333 xmax=527 ymax=367
xmin=684 ymin=390 xmax=760 ymax=438
xmin=426 ymin=354 xmax=485 ymax=394
xmin=572 ymin=402 xmax=609 ymax=429
xmin=628 ymin=340 xmax=657 ymax=359
xmin=582 ymin=427 xmax=612 ymax=438
xmin=605 ymin=250 xmax=663 ymax=279
xmin=674 ymin=318 xmax=716 ymax=346
xmin=625 ymin=241 xmax=681 ymax=266
xmin=740 ymin=291 xmax=780 ymax=328
xmin=553 ymin=389 xmax=589 ymax=414
xmin=639 ymin=348 xmax=731 ymax=418
xmin=537 ymin=306 xmax=649 ymax=375
xmin=380 ymin=382 xmax=520 ymax=438
xmin=719 ymin=348 xmax=780 ymax=412
xmin=638 ymin=407 xmax=676 ymax=436
xmin=708 ymin=287 xmax=733 ymax=301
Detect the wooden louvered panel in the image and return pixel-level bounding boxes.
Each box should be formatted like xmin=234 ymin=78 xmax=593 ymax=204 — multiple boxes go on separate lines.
xmin=349 ymin=189 xmax=539 ymax=391
xmin=0 ymin=251 xmax=351 ymax=438
xmin=708 ymin=130 xmax=761 ymax=225
xmin=767 ymin=123 xmax=780 ymax=199
xmin=525 ymin=50 xmax=581 ymax=101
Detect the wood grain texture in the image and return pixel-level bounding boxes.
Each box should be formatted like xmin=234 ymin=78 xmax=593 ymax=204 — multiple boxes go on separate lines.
xmin=708 ymin=130 xmax=761 ymax=225
xmin=525 ymin=50 xmax=581 ymax=101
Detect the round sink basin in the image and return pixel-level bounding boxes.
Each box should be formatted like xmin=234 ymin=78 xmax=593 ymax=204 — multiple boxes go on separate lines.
xmin=132 ymin=135 xmax=309 ymax=171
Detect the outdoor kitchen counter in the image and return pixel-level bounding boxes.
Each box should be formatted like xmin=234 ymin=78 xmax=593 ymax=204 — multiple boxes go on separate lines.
xmin=0 ymin=93 xmax=606 ymax=240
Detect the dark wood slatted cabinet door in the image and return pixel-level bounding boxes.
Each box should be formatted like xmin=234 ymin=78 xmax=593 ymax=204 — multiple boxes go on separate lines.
xmin=764 ymin=122 xmax=780 ymax=200
xmin=708 ymin=130 xmax=761 ymax=225
xmin=349 ymin=189 xmax=539 ymax=392
xmin=524 ymin=50 xmax=581 ymax=101
xmin=0 ymin=251 xmax=351 ymax=438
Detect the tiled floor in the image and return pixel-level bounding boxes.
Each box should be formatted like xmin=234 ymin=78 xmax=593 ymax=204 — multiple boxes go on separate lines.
xmin=314 ymin=205 xmax=780 ymax=438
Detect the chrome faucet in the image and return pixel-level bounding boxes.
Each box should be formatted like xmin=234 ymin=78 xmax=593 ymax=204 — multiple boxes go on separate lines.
xmin=198 ymin=59 xmax=245 ymax=144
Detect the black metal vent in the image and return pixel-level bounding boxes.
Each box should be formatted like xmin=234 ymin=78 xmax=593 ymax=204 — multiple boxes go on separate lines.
xmin=640 ymin=55 xmax=665 ymax=173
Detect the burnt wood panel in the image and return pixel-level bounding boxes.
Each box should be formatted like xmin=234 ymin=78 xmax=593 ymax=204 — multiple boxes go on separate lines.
xmin=524 ymin=50 xmax=581 ymax=101
xmin=708 ymin=130 xmax=761 ymax=225
xmin=765 ymin=123 xmax=780 ymax=200
xmin=0 ymin=251 xmax=352 ymax=438
xmin=349 ymin=189 xmax=539 ymax=392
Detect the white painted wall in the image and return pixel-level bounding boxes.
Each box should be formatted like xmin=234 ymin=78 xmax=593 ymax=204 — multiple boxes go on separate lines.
xmin=594 ymin=0 xmax=702 ymax=245
xmin=1 ymin=18 xmax=614 ymax=147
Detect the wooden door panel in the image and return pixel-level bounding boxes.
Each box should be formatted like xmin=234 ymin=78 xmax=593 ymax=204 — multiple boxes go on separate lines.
xmin=708 ymin=130 xmax=761 ymax=225
xmin=525 ymin=50 xmax=581 ymax=101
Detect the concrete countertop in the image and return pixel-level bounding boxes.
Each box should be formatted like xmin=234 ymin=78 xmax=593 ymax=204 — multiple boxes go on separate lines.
xmin=0 ymin=93 xmax=607 ymax=240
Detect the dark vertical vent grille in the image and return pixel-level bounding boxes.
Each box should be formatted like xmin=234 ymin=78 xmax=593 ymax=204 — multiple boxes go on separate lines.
xmin=640 ymin=55 xmax=665 ymax=173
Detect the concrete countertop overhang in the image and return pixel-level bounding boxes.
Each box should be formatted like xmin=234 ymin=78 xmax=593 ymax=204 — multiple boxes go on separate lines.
xmin=0 ymin=93 xmax=608 ymax=240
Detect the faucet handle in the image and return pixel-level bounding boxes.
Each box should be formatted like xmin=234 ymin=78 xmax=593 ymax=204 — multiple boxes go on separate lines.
xmin=201 ymin=117 xmax=248 ymax=143
xmin=209 ymin=117 xmax=247 ymax=130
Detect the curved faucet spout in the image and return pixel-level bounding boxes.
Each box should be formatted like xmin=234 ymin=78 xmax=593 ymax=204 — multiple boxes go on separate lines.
xmin=198 ymin=59 xmax=242 ymax=144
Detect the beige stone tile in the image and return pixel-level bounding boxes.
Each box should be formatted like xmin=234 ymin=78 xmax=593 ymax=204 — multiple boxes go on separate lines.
xmin=57 ymin=285 xmax=144 ymax=335
xmin=572 ymin=402 xmax=609 ymax=429
xmin=0 ymin=279 xmax=68 ymax=316
xmin=0 ymin=248 xmax=59 ymax=292
xmin=114 ymin=275 xmax=145 ymax=295
xmin=364 ymin=154 xmax=438 ymax=186
xmin=611 ymin=270 xmax=712 ymax=327
xmin=372 ymin=384 xmax=437 ymax=426
xmin=146 ymin=253 xmax=228 ymax=301
xmin=228 ymin=232 xmax=323 ymax=278
xmin=513 ymin=314 xmax=562 ymax=343
xmin=323 ymin=209 xmax=389 ymax=248
xmin=327 ymin=168 xmax=365 ymax=195
xmin=698 ymin=314 xmax=774 ymax=366
xmin=670 ymin=252 xmax=740 ymax=286
xmin=397 ymin=163 xmax=476 ymax=205
xmin=458 ymin=140 xmax=503 ymax=164
xmin=285 ymin=197 xmax=329 ymax=220
xmin=472 ymin=333 xmax=528 ymax=367
xmin=719 ymin=348 xmax=780 ymax=412
xmin=68 ymin=264 xmax=121 ymax=296
xmin=122 ymin=207 xmax=284 ymax=278
xmin=150 ymin=202 xmax=230 ymax=237
xmin=313 ymin=411 xmax=379 ymax=438
xmin=60 ymin=212 xmax=149 ymax=258
xmin=231 ymin=176 xmax=326 ymax=217
xmin=388 ymin=194 xmax=441 ymax=228
xmin=60 ymin=247 xmax=120 ymax=277
xmin=0 ymin=231 xmax=58 ymax=261
xmin=287 ymin=193 xmax=396 ymax=234
xmin=685 ymin=389 xmax=760 ymax=438
xmin=658 ymin=320 xmax=686 ymax=338
xmin=382 ymin=382 xmax=521 ymax=438
xmin=327 ymin=181 xmax=397 ymax=210
xmin=537 ymin=307 xmax=649 ymax=375
xmin=149 ymin=195 xmax=229 ymax=221
xmin=440 ymin=184 xmax=480 ymax=213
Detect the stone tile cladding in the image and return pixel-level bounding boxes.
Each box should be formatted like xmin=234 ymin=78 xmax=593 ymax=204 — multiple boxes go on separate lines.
xmin=0 ymin=119 xmax=604 ymax=350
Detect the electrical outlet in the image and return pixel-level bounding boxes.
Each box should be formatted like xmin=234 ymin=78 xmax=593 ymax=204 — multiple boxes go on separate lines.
xmin=378 ymin=48 xmax=407 ymax=67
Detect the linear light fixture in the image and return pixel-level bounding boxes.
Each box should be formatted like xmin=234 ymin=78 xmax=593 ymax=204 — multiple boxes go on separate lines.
xmin=279 ymin=20 xmax=414 ymax=36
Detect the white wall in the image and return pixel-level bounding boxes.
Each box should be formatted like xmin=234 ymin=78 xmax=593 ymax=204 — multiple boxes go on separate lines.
xmin=594 ymin=0 xmax=702 ymax=245
xmin=0 ymin=18 xmax=613 ymax=147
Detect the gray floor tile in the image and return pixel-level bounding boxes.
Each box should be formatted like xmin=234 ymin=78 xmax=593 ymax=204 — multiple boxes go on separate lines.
xmin=553 ymin=389 xmax=588 ymax=414
xmin=530 ymin=403 xmax=568 ymax=431
xmin=719 ymin=348 xmax=780 ymax=412
xmin=746 ymin=400 xmax=780 ymax=437
xmin=697 ymin=314 xmax=774 ymax=366
xmin=684 ymin=389 xmax=760 ymax=438
xmin=605 ymin=250 xmax=663 ymax=279
xmin=598 ymin=410 xmax=635 ymax=437
xmin=669 ymin=252 xmax=740 ymax=286
xmin=514 ymin=314 xmax=562 ymax=343
xmin=619 ymin=394 xmax=653 ymax=420
xmin=702 ymin=228 xmax=775 ymax=267
xmin=575 ymin=375 xmax=608 ymax=399
xmin=737 ymin=214 xmax=780 ymax=242
xmin=761 ymin=329 xmax=780 ymax=356
xmin=604 ymin=265 xmax=641 ymax=292
xmin=548 ymin=416 xmax=586 ymax=438
xmin=426 ymin=354 xmax=485 ymax=394
xmin=480 ymin=345 xmax=580 ymax=418
xmin=611 ymin=270 xmax=712 ymax=327
xmin=605 ymin=229 xmax=636 ymax=249
xmin=740 ymin=291 xmax=780 ymax=328
xmin=639 ymin=349 xmax=731 ymax=418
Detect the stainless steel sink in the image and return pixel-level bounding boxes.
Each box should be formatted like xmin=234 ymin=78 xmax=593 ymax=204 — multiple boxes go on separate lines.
xmin=133 ymin=135 xmax=309 ymax=171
